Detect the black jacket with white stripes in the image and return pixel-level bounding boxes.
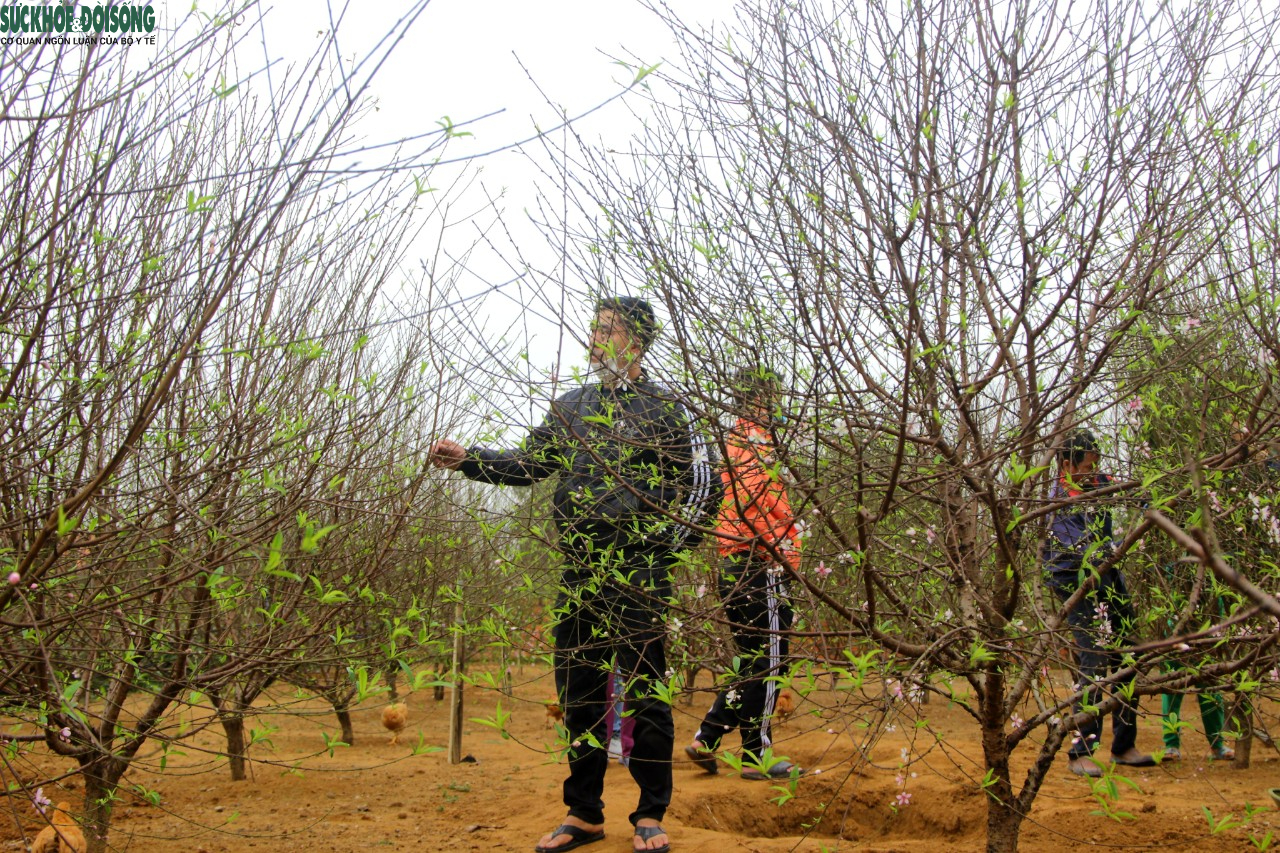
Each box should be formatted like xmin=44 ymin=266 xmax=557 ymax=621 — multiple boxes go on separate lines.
xmin=459 ymin=377 xmax=717 ymax=558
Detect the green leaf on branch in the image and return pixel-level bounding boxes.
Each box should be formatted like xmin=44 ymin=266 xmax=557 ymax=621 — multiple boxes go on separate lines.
xmin=632 ymin=62 xmax=661 ymax=84
xmin=300 ymin=523 xmax=338 ymax=553
xmin=321 ymin=731 xmax=349 ymax=757
xmin=56 ymin=506 xmax=79 ymax=536
xmin=967 ymin=640 xmax=996 ymax=667
xmin=212 ymin=75 xmax=238 ymax=98
xmin=468 ymin=701 xmax=512 ymax=740
xmin=263 ymin=532 xmax=300 ymax=581
xmin=436 ymin=116 xmax=472 ymax=138
xmin=1004 ymin=460 xmax=1047 ymax=485
xmin=186 ymin=190 xmax=216 ymax=214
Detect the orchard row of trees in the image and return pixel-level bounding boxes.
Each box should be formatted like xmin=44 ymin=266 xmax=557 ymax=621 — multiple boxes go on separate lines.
xmin=0 ymin=4 xmax=544 ymax=851
xmin=436 ymin=1 xmax=1280 ymax=851
xmin=5 ymin=1 xmax=1280 ymax=852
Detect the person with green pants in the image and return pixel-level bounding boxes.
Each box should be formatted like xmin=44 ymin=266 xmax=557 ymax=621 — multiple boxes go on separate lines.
xmin=1161 ymin=689 xmax=1233 ymax=761
xmin=1157 ymin=561 xmax=1234 ymax=762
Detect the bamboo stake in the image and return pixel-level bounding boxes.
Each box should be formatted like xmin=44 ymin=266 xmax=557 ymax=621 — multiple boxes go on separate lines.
xmin=448 ymin=597 xmax=465 ymax=764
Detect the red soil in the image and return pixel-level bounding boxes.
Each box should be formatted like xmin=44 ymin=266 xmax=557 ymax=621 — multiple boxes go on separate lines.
xmin=5 ymin=668 xmax=1278 ymax=852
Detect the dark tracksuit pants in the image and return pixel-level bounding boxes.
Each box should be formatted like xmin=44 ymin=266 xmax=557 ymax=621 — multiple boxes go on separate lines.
xmin=552 ymin=539 xmax=677 ymax=827
xmin=695 ymin=552 xmax=792 ymax=759
xmin=1048 ymin=567 xmax=1139 ymax=759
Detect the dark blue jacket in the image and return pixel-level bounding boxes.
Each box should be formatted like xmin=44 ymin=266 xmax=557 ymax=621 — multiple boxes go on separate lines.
xmin=1043 ymin=472 xmax=1115 ymax=579
xmin=459 ymin=378 xmax=717 ymax=554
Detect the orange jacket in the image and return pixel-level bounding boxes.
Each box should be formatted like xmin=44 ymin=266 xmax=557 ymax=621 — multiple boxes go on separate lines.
xmin=715 ymin=418 xmax=800 ymax=570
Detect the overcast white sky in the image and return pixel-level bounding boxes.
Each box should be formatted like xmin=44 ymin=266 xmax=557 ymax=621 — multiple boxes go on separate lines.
xmin=251 ymin=0 xmax=732 ymax=150
xmin=241 ymin=0 xmax=738 ymax=381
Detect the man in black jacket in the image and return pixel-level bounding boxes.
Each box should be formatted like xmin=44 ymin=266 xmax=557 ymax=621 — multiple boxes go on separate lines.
xmin=430 ymin=296 xmax=715 ymax=853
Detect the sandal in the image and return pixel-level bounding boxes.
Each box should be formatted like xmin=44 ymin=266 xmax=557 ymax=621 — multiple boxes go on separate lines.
xmin=1068 ymin=756 xmax=1103 ymax=777
xmin=534 ymin=824 xmax=605 ymax=853
xmin=1212 ymin=744 xmax=1236 ymax=761
xmin=742 ymin=759 xmax=805 ymax=780
xmin=1110 ymin=750 xmax=1157 ymax=767
xmin=633 ymin=823 xmax=670 ymax=853
xmin=1161 ymin=747 xmax=1182 ymax=761
xmin=684 ymin=744 xmax=718 ymax=775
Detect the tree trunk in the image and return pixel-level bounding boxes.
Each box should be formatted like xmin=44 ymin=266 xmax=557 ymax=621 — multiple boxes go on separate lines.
xmin=681 ymin=663 xmax=699 ymax=705
xmin=336 ymin=706 xmax=355 ymax=746
xmin=80 ymin=757 xmax=125 ymax=853
xmin=979 ymin=673 xmax=1025 ymax=853
xmin=448 ymin=599 xmax=466 ymax=764
xmin=985 ymin=792 xmax=1024 ymax=853
xmin=981 ymin=724 xmax=1025 ymax=853
xmin=385 ymin=663 xmax=399 ymax=701
xmin=220 ymin=714 xmax=249 ymax=781
xmin=435 ymin=654 xmax=450 ymax=701
xmin=1234 ymin=699 xmax=1253 ymax=769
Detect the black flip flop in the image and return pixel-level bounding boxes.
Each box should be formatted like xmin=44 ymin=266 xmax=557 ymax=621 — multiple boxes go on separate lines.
xmin=534 ymin=824 xmax=605 ymax=853
xmin=742 ymin=760 xmax=805 ymax=781
xmin=633 ymin=823 xmax=671 ymax=853
xmin=684 ymin=744 xmax=718 ymax=774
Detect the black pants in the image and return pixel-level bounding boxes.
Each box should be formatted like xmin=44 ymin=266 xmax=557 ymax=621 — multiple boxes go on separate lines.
xmin=695 ymin=552 xmax=792 ymax=759
xmin=552 ymin=541 xmax=677 ymax=826
xmin=1048 ymin=568 xmax=1139 ymax=759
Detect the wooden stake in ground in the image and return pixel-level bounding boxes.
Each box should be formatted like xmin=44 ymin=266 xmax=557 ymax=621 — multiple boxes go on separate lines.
xmin=448 ymin=598 xmax=465 ymax=764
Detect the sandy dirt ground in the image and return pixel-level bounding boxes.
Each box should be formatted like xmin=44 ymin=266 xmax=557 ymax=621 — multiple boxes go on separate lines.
xmin=5 ymin=666 xmax=1280 ymax=852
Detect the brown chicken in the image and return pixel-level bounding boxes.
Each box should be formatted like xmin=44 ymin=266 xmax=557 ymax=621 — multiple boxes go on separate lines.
xmin=545 ymin=701 xmax=565 ymax=728
xmin=773 ymin=689 xmax=797 ymax=724
xmin=31 ymin=802 xmax=86 ymax=853
xmin=381 ymin=701 xmax=408 ymax=745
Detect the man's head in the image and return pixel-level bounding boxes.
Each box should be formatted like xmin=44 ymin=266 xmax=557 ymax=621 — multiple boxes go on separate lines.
xmin=1057 ymin=428 xmax=1101 ymax=477
xmin=589 ymin=296 xmax=656 ymax=381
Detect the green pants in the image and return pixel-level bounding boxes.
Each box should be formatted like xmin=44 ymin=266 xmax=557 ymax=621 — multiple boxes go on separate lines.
xmin=1161 ymin=691 xmax=1226 ymax=750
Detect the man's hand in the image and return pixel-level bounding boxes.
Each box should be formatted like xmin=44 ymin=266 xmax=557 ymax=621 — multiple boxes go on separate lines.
xmin=429 ymin=439 xmax=466 ymax=471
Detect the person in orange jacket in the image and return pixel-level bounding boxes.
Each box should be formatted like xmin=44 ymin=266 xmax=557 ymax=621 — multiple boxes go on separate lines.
xmin=685 ymin=367 xmax=803 ymax=780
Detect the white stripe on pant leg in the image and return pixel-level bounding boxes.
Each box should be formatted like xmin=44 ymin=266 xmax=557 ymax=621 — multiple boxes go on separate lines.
xmin=675 ymin=420 xmax=714 ymax=546
xmin=759 ymin=569 xmax=782 ymax=750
